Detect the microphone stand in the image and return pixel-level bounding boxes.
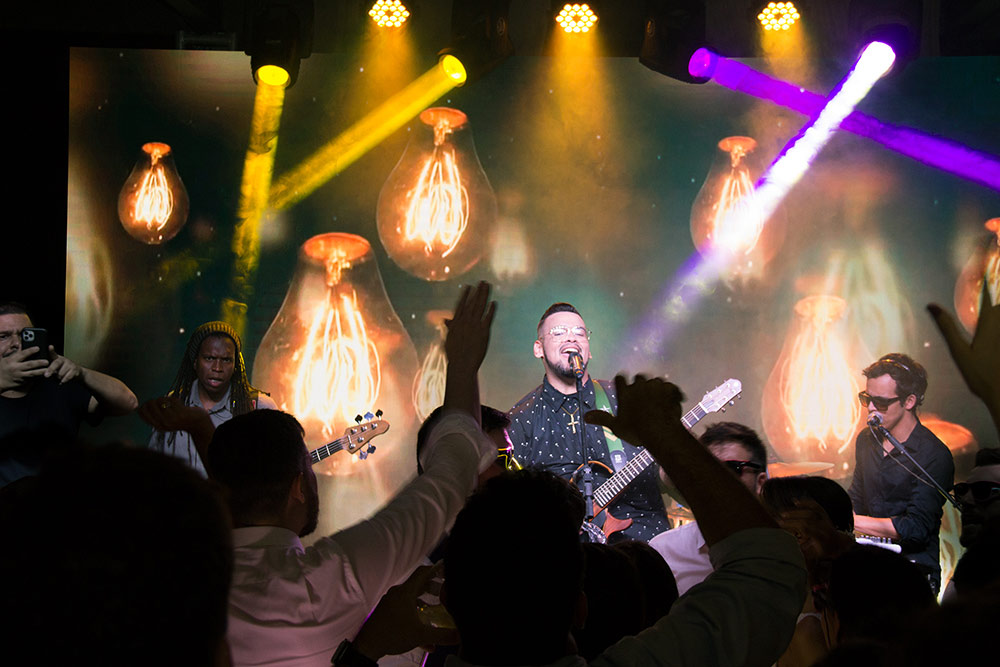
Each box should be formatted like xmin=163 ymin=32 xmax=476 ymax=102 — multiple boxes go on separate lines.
xmin=574 ymin=365 xmax=594 ymax=522
xmin=868 ymin=421 xmax=961 ymax=510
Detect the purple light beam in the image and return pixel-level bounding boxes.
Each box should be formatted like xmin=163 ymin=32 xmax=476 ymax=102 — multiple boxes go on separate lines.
xmin=687 ymin=48 xmax=1000 ymax=193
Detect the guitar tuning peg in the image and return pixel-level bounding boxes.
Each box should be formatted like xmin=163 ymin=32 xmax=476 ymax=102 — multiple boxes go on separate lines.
xmin=367 ymin=445 xmax=376 ymax=455
xmin=375 ymin=409 xmax=383 ymax=418
xmin=729 ymin=400 xmax=735 ymax=406
xmin=355 ymin=414 xmax=363 ymax=424
xmin=358 ymin=450 xmax=369 ymax=460
xmin=720 ymin=407 xmax=726 ymax=412
xmin=364 ymin=411 xmax=374 ymax=421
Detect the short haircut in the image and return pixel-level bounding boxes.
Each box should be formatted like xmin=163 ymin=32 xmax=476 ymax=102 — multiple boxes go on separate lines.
xmin=445 ymin=469 xmax=586 ymax=664
xmin=415 ymin=405 xmax=511 ymax=474
xmin=0 ymin=444 xmax=232 ymax=666
xmin=700 ymin=421 xmax=768 ymax=471
xmin=760 ymin=475 xmax=855 ymax=532
xmin=537 ymin=302 xmax=581 ymax=334
xmin=863 ymin=353 xmax=928 ymax=411
xmin=0 ymin=301 xmax=30 ymax=319
xmin=480 ymin=405 xmax=511 ymax=434
xmin=974 ymin=447 xmax=1000 ymax=467
xmin=207 ymin=410 xmax=308 ymax=525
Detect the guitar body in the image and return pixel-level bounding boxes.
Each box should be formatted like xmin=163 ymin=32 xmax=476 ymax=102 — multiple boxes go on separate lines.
xmin=572 ymin=460 xmax=633 ymax=542
xmin=572 ymin=379 xmax=743 ymax=544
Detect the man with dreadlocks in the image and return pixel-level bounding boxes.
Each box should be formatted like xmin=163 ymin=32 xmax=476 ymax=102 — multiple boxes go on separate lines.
xmin=140 ymin=321 xmax=276 ymax=476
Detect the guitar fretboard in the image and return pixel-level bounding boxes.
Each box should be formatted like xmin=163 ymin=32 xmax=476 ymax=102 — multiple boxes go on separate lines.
xmin=309 ymin=439 xmax=346 ymax=465
xmin=593 ymin=403 xmax=705 ymax=509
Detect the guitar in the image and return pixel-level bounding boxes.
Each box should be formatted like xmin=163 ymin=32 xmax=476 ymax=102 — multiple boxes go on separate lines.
xmin=309 ymin=411 xmax=389 ymax=465
xmin=578 ymin=379 xmax=742 ymax=542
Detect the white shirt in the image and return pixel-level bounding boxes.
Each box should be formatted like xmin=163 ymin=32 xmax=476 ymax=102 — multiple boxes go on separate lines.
xmin=227 ymin=412 xmax=496 ymax=667
xmin=648 ymin=521 xmax=712 ymax=597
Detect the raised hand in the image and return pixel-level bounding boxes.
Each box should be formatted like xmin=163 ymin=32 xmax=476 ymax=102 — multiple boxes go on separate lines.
xmin=584 ymin=374 xmax=691 ymax=457
xmin=928 ymin=281 xmax=1000 ymax=439
xmin=444 ymin=281 xmax=497 ymax=374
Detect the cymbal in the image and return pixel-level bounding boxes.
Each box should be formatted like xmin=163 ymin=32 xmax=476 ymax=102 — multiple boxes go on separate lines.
xmin=768 ymin=461 xmax=834 ymax=477
xmin=667 ymin=506 xmax=694 ymax=521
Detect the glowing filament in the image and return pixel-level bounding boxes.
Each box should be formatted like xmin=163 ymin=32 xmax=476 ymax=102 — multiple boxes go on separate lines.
xmin=778 ymin=296 xmax=861 ymax=454
xmin=412 ymin=342 xmax=446 ymax=421
xmin=287 ymin=290 xmax=382 ymax=440
xmin=133 ymin=148 xmax=174 ymax=231
xmin=403 ymin=121 xmax=469 ymax=258
xmin=709 ymin=139 xmax=764 ymax=255
xmin=369 ymin=0 xmax=410 ymax=27
xmin=556 ymin=4 xmax=597 ymax=33
xmin=758 ymin=2 xmax=800 ymax=31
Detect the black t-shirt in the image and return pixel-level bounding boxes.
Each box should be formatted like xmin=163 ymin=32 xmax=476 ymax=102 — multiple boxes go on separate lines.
xmin=0 ymin=377 xmax=98 ymax=486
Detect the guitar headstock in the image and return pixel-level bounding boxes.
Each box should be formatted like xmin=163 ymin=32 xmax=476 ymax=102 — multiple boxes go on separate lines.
xmin=699 ymin=379 xmax=742 ymax=414
xmin=344 ymin=410 xmax=390 ymax=458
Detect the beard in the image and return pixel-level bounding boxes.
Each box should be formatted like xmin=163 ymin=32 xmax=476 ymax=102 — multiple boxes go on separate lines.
xmin=545 ymin=352 xmax=585 ymax=384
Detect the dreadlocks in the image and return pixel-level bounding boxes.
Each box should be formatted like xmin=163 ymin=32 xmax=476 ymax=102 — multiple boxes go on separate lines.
xmin=167 ymin=321 xmax=263 ymax=417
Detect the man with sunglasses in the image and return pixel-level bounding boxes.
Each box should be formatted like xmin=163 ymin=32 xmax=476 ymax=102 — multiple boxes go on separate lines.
xmin=507 ymin=303 xmax=669 ymax=543
xmin=848 ymin=353 xmax=954 ymax=593
xmin=649 ymin=421 xmax=769 ymax=596
xmin=955 ymin=448 xmax=1000 ymax=550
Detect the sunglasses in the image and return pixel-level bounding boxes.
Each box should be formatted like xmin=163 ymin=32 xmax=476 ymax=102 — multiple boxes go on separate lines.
xmin=722 ymin=460 xmax=764 ymax=475
xmin=858 ymin=391 xmax=903 ymax=412
xmin=954 ymin=481 xmax=1000 ymax=505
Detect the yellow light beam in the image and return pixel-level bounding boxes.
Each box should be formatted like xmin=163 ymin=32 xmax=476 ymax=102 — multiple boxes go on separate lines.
xmin=221 ymin=67 xmax=288 ymax=335
xmin=269 ymin=55 xmax=467 ymax=211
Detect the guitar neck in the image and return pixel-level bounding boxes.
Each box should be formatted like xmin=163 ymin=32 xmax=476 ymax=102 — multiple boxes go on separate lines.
xmin=309 ymin=438 xmax=346 ymax=465
xmin=593 ymin=402 xmax=704 ymax=509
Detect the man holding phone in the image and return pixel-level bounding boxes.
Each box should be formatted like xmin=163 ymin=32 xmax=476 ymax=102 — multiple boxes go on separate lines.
xmin=0 ymin=302 xmax=138 ymax=486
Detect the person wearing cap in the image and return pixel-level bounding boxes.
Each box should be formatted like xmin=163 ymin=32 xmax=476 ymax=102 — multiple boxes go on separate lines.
xmin=140 ymin=321 xmax=276 ymax=476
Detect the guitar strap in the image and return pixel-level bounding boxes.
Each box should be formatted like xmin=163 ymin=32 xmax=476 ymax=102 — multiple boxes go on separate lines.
xmin=593 ymin=381 xmax=626 ymax=472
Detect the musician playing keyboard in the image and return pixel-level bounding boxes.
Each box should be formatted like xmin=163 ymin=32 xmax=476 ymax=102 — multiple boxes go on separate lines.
xmin=507 ymin=302 xmax=669 ymax=543
xmin=848 ymin=353 xmax=954 ymax=594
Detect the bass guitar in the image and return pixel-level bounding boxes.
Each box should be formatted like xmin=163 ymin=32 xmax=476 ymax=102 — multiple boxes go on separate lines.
xmin=578 ymin=379 xmax=742 ymax=543
xmin=309 ymin=410 xmax=389 ymax=465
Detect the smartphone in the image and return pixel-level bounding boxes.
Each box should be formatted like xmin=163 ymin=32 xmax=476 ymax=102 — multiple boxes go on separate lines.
xmin=20 ymin=327 xmax=49 ymax=362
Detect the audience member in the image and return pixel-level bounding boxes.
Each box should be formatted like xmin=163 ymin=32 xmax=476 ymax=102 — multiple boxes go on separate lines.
xmin=0 ymin=301 xmax=138 ymax=485
xmin=649 ymin=421 xmax=769 ymax=596
xmin=827 ymin=545 xmax=936 ymax=647
xmin=207 ymin=282 xmax=498 ymax=666
xmin=760 ymin=476 xmax=858 ymax=667
xmin=0 ymin=443 xmax=232 ymax=666
xmin=139 ymin=320 xmax=276 ymax=476
xmin=350 ymin=375 xmax=807 ymax=666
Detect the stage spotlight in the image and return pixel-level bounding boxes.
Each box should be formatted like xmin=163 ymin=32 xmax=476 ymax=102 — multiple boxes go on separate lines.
xmin=438 ymin=0 xmax=513 ymax=83
xmin=849 ymin=0 xmax=921 ymax=70
xmin=639 ymin=0 xmax=709 ymax=84
xmin=555 ymin=3 xmax=598 ymax=33
xmin=245 ymin=0 xmax=314 ymax=88
xmin=369 ymin=0 xmax=411 ymax=28
xmin=757 ymin=2 xmax=800 ymax=31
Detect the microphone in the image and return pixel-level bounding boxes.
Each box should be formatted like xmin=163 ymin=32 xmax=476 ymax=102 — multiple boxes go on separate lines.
xmin=867 ymin=413 xmax=882 ymax=427
xmin=568 ymin=351 xmax=585 ymax=379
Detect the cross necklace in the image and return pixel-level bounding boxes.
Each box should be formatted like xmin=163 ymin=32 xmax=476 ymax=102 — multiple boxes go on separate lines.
xmin=562 ymin=405 xmax=580 ymax=434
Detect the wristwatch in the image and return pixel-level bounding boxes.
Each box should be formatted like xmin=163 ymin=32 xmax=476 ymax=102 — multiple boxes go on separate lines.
xmin=331 ymin=639 xmax=378 ymax=667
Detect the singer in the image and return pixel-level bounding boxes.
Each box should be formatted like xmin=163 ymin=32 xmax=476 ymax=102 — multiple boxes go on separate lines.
xmin=506 ymin=303 xmax=669 ymax=542
xmin=848 ymin=353 xmax=954 ymax=592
